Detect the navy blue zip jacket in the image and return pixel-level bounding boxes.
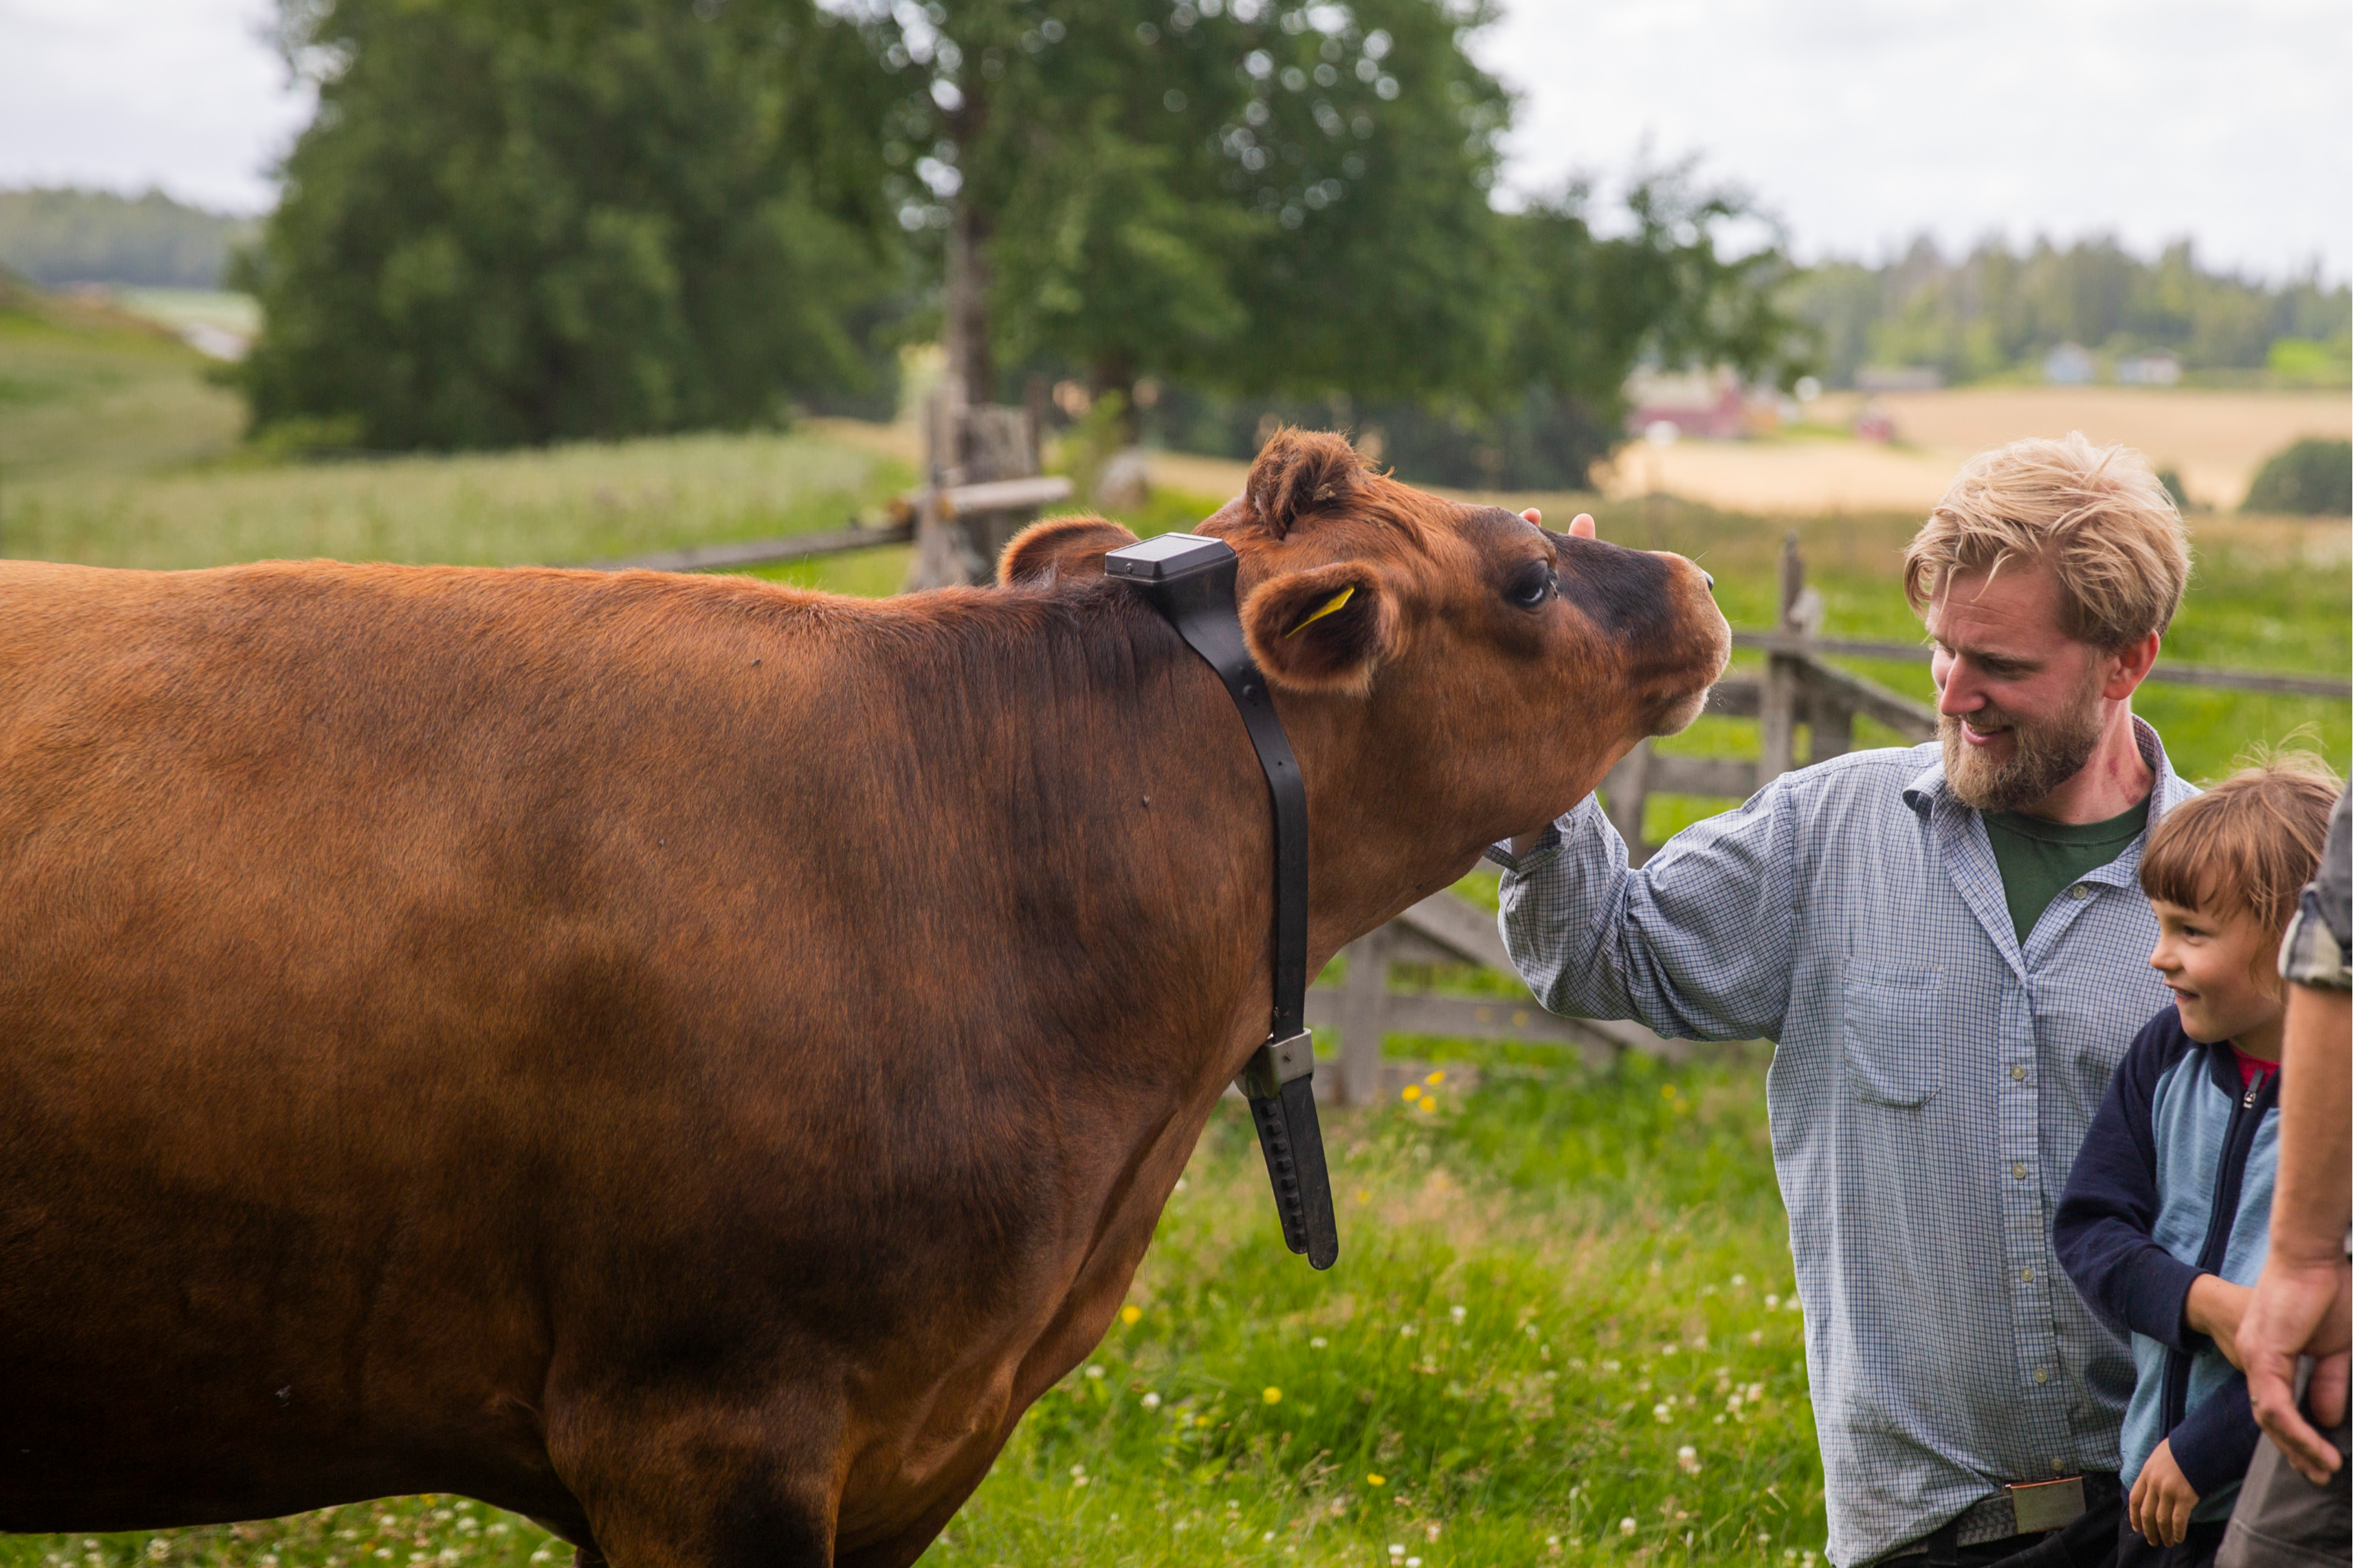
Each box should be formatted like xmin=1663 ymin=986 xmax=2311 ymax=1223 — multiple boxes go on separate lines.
xmin=2053 ymin=1008 xmax=2279 ymax=1519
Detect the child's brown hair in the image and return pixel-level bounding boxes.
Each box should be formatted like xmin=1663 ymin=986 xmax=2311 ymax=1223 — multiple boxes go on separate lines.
xmin=2141 ymin=754 xmax=2341 ymax=937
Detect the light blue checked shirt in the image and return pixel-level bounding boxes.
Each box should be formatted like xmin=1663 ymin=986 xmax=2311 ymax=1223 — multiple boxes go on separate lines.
xmin=1493 ymin=721 xmax=2196 ymax=1566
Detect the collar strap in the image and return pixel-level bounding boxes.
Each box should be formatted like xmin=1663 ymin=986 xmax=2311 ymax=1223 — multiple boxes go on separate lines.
xmin=1106 ymin=533 xmax=1338 ymax=1270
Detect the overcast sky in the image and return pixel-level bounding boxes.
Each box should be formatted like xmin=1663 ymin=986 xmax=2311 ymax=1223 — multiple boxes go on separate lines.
xmin=2 ymin=0 xmax=2345 ymax=280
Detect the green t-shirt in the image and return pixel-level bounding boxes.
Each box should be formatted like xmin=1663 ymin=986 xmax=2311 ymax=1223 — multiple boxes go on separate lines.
xmin=1982 ymin=797 xmax=2152 ymax=947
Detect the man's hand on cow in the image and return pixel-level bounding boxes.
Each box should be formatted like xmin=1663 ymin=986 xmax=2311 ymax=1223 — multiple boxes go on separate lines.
xmin=2240 ymin=1253 xmax=2352 ymax=1485
xmin=1519 ymin=508 xmax=1597 ymax=539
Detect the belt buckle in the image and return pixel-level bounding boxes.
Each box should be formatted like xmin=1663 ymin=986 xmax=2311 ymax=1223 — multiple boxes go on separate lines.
xmin=2006 ymin=1476 xmax=2086 ymax=1534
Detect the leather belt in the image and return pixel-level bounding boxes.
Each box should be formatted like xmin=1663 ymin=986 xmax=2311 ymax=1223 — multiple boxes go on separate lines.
xmin=1883 ymin=1473 xmax=2120 ymax=1564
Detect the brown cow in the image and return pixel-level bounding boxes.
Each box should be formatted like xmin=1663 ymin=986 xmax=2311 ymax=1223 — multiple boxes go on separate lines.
xmin=0 ymin=431 xmax=1726 ymax=1565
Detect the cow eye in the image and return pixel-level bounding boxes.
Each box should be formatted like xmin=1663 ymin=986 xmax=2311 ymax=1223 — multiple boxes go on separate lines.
xmin=1505 ymin=561 xmax=1555 ymax=610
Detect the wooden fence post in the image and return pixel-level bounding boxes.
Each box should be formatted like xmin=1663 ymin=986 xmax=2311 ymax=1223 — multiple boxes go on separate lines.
xmin=906 ymin=388 xmax=1048 ymax=590
xmin=1336 ymin=926 xmax=1391 ymax=1106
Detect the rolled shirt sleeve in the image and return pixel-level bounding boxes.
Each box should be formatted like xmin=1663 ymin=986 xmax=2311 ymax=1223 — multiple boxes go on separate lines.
xmin=1496 ymin=786 xmax=1801 ymax=1043
xmin=2279 ymin=784 xmax=2351 ymax=992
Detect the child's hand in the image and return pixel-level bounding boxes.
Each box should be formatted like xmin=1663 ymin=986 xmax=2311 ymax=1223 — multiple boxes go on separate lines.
xmin=2128 ymin=1438 xmax=2200 ymax=1547
xmin=2186 ymin=1273 xmax=2254 ymax=1368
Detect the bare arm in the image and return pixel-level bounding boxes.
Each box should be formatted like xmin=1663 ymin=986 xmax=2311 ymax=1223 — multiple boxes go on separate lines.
xmin=2240 ymin=980 xmax=2351 ymax=1483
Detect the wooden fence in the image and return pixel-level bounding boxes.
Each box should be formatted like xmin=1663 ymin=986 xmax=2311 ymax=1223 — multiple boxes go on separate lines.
xmin=583 ymin=464 xmax=2349 ymax=1105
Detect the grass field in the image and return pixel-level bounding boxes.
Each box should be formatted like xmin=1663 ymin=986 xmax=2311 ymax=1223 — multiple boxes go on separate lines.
xmin=1 ymin=285 xmax=2345 ymax=1568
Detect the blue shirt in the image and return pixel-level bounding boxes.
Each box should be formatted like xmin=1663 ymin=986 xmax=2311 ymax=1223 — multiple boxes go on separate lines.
xmin=1492 ymin=721 xmax=2195 ymax=1566
xmin=2055 ymin=1011 xmax=2278 ymax=1520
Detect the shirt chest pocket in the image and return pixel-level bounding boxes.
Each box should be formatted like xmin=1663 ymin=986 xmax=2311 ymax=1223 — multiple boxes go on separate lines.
xmin=1843 ymin=967 xmax=1945 ymax=1107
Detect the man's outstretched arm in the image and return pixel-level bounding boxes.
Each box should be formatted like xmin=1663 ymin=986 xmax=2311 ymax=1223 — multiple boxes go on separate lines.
xmin=1495 ymin=779 xmax=1804 ymax=1045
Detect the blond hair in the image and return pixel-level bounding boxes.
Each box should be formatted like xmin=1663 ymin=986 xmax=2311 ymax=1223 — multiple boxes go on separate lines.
xmin=1903 ymin=432 xmax=2191 ymax=650
xmin=2142 ymin=755 xmax=2342 ymax=937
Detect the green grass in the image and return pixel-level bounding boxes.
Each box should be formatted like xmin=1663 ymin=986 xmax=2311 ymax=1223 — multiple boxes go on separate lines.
xmin=2 ymin=1052 xmax=1827 ymax=1568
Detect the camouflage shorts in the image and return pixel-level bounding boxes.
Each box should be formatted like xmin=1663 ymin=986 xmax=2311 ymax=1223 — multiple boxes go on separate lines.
xmin=2279 ymin=887 xmax=2351 ymax=992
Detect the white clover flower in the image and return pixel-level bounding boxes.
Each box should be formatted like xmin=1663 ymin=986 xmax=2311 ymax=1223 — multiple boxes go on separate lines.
xmin=1449 ymin=1305 xmax=1466 ymax=1324
xmin=1084 ymin=1365 xmax=1104 ymax=1379
xmin=1732 ymin=1273 xmax=1747 ymax=1286
xmin=1677 ymin=1445 xmax=1701 ymax=1473
xmin=1619 ymin=1517 xmax=1638 ymax=1535
xmin=1765 ymin=1294 xmax=1780 ymax=1308
xmin=1309 ymin=1336 xmax=1327 ymax=1349
xmin=1388 ymin=1545 xmax=1405 ymax=1558
xmin=147 ymin=1542 xmax=172 ymax=1563
xmin=1141 ymin=1392 xmax=1161 ymax=1409
xmin=1652 ymin=1402 xmax=1671 ymax=1421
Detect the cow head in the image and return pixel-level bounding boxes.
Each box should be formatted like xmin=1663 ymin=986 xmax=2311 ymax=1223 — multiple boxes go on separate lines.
xmin=1003 ymin=427 xmax=1729 ymax=873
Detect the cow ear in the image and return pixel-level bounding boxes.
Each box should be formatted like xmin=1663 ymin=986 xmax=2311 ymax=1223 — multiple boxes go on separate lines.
xmin=1241 ymin=561 xmax=1393 ymax=694
xmin=1246 ymin=427 xmax=1369 ymax=539
xmin=998 ymin=515 xmax=1139 ymax=586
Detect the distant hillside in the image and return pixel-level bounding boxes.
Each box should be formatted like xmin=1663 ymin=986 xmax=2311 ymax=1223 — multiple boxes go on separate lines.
xmin=1786 ymin=235 xmax=2351 ymax=390
xmin=0 ymin=188 xmax=259 ymax=289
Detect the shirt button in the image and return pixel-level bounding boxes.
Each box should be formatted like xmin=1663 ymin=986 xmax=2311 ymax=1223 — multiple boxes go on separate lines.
xmin=2052 ymin=1458 xmax=2067 ymax=1472
xmin=2011 ymin=1065 xmax=2029 ymax=1082
xmin=2019 ymin=1266 xmax=2035 ymax=1282
xmin=2070 ymin=885 xmax=2091 ymax=900
xmin=2013 ymin=1163 xmax=2029 ymax=1181
xmin=2034 ymin=1367 xmax=2050 ymax=1384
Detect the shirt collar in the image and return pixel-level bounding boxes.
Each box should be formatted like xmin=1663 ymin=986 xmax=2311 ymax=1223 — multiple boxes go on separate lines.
xmin=1901 ymin=715 xmax=2191 ymax=828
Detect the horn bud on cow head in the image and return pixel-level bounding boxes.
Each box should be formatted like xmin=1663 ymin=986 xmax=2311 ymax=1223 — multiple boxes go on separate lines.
xmin=999 ymin=516 xmax=1139 ymax=586
xmin=1242 ymin=560 xmax=1393 ymax=695
xmin=1246 ymin=427 xmax=1370 ymax=538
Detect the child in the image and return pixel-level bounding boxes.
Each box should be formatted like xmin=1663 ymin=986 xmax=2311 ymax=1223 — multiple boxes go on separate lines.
xmin=2055 ymin=759 xmax=2339 ymax=1567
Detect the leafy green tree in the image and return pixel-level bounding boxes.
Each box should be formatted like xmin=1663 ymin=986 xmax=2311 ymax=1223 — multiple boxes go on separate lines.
xmin=857 ymin=0 xmax=1511 ymax=424
xmin=1139 ymin=166 xmax=1808 ymax=489
xmin=2242 ymin=438 xmax=2351 ymax=516
xmin=861 ymin=3 xmax=1799 ymax=480
xmin=238 ymin=0 xmax=901 ymax=450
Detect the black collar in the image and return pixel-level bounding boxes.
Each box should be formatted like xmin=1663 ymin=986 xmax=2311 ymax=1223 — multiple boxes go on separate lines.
xmin=1107 ymin=533 xmax=1338 ymax=1270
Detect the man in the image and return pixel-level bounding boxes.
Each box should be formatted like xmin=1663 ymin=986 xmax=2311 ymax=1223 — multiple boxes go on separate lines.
xmin=2218 ymin=784 xmax=2351 ymax=1566
xmin=1499 ymin=434 xmax=2194 ymax=1566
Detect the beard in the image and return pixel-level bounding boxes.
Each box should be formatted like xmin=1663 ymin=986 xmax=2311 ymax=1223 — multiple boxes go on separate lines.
xmin=1940 ymin=671 xmax=2108 ymax=812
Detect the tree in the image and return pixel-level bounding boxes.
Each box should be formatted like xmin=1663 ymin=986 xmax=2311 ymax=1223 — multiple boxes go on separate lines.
xmin=2242 ymin=438 xmax=2352 ymax=516
xmin=238 ymin=0 xmax=902 ymax=450
xmin=856 ymin=0 xmax=1511 ymax=425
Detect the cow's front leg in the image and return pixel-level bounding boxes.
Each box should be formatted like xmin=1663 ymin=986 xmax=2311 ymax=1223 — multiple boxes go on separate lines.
xmin=548 ymin=1393 xmax=844 ymax=1568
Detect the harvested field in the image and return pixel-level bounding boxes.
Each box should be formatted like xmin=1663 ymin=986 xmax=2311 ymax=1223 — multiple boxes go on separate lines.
xmin=1589 ymin=386 xmax=2352 ymax=514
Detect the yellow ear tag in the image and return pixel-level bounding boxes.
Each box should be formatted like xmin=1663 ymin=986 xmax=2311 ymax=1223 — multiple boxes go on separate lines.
xmin=1286 ymin=585 xmax=1354 ymax=637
